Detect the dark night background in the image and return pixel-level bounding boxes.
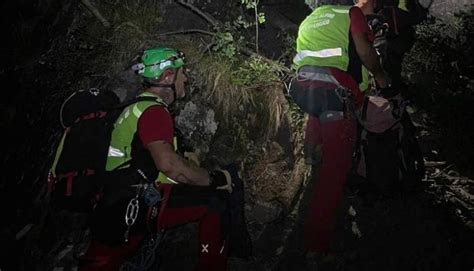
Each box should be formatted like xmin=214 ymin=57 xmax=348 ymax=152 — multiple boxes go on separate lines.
xmin=1 ymin=0 xmax=473 ymax=270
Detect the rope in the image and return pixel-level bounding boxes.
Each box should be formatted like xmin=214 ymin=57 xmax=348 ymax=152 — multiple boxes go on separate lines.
xmin=121 ymin=232 xmax=165 ymax=271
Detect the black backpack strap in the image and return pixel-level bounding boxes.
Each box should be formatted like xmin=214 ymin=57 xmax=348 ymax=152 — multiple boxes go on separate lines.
xmin=361 ymin=96 xmax=370 ymax=121
xmin=111 ymin=159 xmax=132 ymax=171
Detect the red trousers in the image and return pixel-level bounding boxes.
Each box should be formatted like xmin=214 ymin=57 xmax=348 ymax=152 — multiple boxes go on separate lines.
xmin=80 ymin=184 xmax=228 ymax=271
xmin=303 ymin=68 xmax=360 ymax=253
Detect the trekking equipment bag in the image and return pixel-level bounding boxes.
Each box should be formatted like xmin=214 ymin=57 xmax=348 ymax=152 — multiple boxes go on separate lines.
xmin=224 ymin=163 xmax=253 ymax=259
xmin=354 ymin=94 xmax=425 ymax=194
xmin=48 ymin=88 xmax=156 ymax=212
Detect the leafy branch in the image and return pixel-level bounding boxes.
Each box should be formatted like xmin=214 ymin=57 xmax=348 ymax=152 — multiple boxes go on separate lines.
xmin=241 ymin=0 xmax=265 ymax=54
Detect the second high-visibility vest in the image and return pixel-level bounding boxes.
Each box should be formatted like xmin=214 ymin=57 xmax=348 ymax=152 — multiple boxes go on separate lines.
xmin=106 ymin=92 xmax=177 ymax=183
xmin=294 ymin=5 xmax=352 ymax=72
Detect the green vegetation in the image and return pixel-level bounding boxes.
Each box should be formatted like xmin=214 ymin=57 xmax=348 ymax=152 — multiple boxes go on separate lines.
xmin=240 ymin=0 xmax=266 ymax=53
xmin=212 ymin=31 xmax=239 ymax=60
xmin=404 ymin=10 xmax=473 ymax=98
xmin=192 ymin=49 xmax=288 ymax=156
xmin=41 ymin=0 xmax=293 ymax=161
xmin=232 ymin=56 xmax=283 ymax=87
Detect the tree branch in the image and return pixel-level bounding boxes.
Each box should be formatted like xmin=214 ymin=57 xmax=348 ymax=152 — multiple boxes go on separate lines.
xmin=159 ymin=29 xmax=216 ymax=36
xmin=175 ymin=0 xmax=219 ymax=28
xmin=173 ymin=0 xmax=289 ymax=75
xmin=80 ymin=0 xmax=111 ymax=28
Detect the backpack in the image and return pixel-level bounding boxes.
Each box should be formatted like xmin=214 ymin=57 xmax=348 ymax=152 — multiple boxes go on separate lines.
xmin=354 ymin=94 xmax=425 ymax=195
xmin=372 ymin=0 xmax=430 ymax=55
xmin=48 ymin=88 xmax=156 ymax=212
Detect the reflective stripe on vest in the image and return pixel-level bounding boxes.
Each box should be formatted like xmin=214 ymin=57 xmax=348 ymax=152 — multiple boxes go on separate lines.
xmin=108 ymin=146 xmax=125 ymax=157
xmin=293 ymin=48 xmax=343 ymax=63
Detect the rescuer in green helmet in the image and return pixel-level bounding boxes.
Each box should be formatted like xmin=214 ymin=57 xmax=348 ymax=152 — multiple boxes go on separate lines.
xmin=81 ymin=47 xmax=236 ymax=271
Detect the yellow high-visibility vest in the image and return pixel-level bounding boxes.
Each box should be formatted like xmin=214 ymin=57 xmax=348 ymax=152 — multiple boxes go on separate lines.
xmin=399 ymin=0 xmax=408 ymax=11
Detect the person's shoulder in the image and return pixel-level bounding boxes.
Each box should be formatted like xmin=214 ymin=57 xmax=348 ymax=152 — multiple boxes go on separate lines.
xmin=142 ymin=104 xmax=171 ymax=118
xmin=138 ymin=105 xmax=173 ymax=135
xmin=349 ymin=6 xmax=364 ymax=17
xmin=349 ymin=6 xmax=367 ymax=24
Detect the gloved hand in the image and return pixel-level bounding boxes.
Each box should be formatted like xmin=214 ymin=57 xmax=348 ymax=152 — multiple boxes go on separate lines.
xmin=209 ymin=169 xmax=233 ymax=193
xmin=367 ymin=14 xmax=389 ymax=37
xmin=379 ymin=84 xmax=400 ymax=99
xmin=374 ymin=72 xmax=391 ymax=90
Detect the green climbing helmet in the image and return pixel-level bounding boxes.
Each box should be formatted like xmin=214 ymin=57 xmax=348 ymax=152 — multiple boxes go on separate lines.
xmin=133 ymin=48 xmax=185 ymax=79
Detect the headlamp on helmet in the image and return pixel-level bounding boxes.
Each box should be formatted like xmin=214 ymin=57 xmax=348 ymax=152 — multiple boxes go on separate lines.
xmin=132 ymin=48 xmax=185 ymax=80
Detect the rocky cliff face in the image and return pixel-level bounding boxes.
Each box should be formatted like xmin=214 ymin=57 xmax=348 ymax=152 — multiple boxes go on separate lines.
xmin=430 ymin=0 xmax=473 ymax=17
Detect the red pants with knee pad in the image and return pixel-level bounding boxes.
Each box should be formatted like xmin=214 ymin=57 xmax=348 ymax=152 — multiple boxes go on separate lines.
xmin=79 ymin=184 xmax=228 ymax=271
xmin=304 ymin=68 xmax=361 ymax=253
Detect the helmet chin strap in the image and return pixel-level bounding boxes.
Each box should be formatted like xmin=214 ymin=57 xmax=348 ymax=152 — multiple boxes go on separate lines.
xmin=144 ymin=71 xmax=179 ymax=100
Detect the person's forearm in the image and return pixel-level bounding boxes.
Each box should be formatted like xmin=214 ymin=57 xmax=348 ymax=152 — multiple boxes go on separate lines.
xmin=353 ymin=33 xmax=388 ymax=87
xmin=358 ymin=45 xmax=384 ymax=78
xmin=148 ymin=141 xmax=210 ymax=186
xmin=163 ymin=153 xmax=210 ymax=186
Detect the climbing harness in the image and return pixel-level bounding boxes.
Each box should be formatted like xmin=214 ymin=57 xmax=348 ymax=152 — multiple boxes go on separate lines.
xmin=121 ymin=184 xmax=172 ymax=270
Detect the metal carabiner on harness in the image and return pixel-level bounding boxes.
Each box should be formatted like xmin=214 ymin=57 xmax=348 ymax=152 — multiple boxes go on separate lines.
xmin=125 ymin=197 xmax=140 ymax=226
xmin=334 ymin=86 xmax=349 ymax=102
xmin=124 ymin=174 xmax=147 ymax=243
xmin=124 ymin=193 xmax=140 ymax=243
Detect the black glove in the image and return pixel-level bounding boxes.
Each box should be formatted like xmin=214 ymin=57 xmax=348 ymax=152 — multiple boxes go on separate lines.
xmin=379 ymin=84 xmax=400 ymax=99
xmin=367 ymin=14 xmax=389 ymax=36
xmin=209 ymin=169 xmax=232 ymax=193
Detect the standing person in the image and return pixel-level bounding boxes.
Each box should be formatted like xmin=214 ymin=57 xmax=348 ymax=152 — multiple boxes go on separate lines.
xmin=293 ymin=0 xmax=389 ymax=255
xmin=80 ymin=47 xmax=234 ymax=271
xmin=373 ymin=0 xmax=429 ymax=88
xmin=355 ymin=0 xmax=427 ymax=195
